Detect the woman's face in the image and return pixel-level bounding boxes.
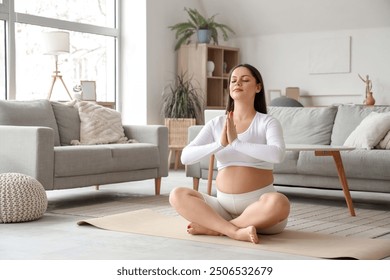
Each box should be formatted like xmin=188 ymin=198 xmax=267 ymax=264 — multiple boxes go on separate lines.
xmin=229 ymin=67 xmax=261 ymax=102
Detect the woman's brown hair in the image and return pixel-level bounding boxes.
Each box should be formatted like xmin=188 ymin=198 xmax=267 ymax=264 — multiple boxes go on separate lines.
xmin=226 ymin=63 xmax=267 ymax=114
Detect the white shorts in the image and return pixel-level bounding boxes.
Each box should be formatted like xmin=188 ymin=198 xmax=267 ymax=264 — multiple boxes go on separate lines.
xmin=200 ymin=184 xmax=288 ymax=234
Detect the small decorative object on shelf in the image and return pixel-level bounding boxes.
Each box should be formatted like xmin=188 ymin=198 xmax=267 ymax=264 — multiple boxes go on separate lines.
xmin=223 ymin=61 xmax=227 ymax=74
xmin=73 ymin=84 xmax=82 ymax=100
xmin=207 ymin=61 xmax=215 ymax=77
xmin=358 ymin=74 xmax=375 ymax=106
xmin=365 ymin=91 xmax=375 ymax=106
xmin=80 ymin=80 xmax=96 ymax=101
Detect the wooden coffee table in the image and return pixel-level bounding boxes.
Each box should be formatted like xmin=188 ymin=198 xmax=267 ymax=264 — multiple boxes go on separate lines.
xmin=206 ymin=144 xmax=356 ymax=216
xmin=286 ymin=144 xmax=356 ymax=216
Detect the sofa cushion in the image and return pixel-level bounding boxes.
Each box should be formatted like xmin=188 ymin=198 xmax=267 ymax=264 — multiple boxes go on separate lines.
xmin=51 ymin=101 xmax=81 ymax=146
xmin=344 ymin=112 xmax=390 ymax=149
xmin=73 ymin=101 xmax=130 ymax=145
xmin=273 ymin=151 xmax=299 ymax=173
xmin=0 ymin=99 xmax=60 ymax=146
xmin=54 ymin=143 xmax=160 ymax=177
xmin=268 ymin=106 xmax=338 ymax=145
xmin=378 ymin=131 xmax=390 ymax=149
xmin=331 ymin=104 xmax=390 ymax=145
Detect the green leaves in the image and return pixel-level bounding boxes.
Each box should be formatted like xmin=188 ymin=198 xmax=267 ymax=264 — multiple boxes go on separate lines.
xmin=168 ymin=7 xmax=235 ymax=51
xmin=162 ymin=73 xmax=203 ymax=120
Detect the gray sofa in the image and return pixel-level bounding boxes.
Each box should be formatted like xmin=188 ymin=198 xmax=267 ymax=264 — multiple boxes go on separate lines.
xmin=0 ymin=99 xmax=168 ymax=194
xmin=186 ymin=104 xmax=390 ymax=196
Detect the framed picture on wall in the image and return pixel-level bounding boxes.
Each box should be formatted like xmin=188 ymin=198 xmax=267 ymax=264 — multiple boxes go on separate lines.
xmin=266 ymin=89 xmax=282 ymax=105
xmin=80 ymin=80 xmax=96 ymax=101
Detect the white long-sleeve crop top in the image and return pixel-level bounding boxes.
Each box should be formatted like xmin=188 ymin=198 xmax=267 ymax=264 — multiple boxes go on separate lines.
xmin=181 ymin=112 xmax=286 ymax=170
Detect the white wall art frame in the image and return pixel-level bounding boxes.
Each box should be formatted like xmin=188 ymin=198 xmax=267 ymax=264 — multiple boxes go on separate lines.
xmin=309 ymin=36 xmax=351 ymax=74
xmin=80 ymin=80 xmax=96 ymax=101
xmin=266 ymin=89 xmax=282 ymax=105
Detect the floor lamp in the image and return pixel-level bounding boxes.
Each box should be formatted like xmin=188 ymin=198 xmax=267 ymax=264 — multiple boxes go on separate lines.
xmin=43 ymin=31 xmax=73 ymax=100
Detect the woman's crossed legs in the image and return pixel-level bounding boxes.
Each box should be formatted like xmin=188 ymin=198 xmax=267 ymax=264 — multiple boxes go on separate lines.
xmin=169 ymin=186 xmax=290 ymax=244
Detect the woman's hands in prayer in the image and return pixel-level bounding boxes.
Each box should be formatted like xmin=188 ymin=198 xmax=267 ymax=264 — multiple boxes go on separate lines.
xmin=221 ymin=111 xmax=237 ymax=147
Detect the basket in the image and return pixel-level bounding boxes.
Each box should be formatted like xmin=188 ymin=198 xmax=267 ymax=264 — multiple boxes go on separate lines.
xmin=165 ymin=118 xmax=196 ymax=170
xmin=165 ymin=118 xmax=196 ymax=148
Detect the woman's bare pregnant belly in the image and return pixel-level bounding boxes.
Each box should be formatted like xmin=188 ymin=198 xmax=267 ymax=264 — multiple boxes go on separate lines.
xmin=216 ymin=166 xmax=274 ymax=194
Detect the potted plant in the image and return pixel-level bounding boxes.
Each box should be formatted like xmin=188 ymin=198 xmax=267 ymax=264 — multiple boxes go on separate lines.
xmin=169 ymin=7 xmax=235 ymax=51
xmin=162 ymin=73 xmax=204 ymax=169
xmin=162 ymin=72 xmax=203 ymax=121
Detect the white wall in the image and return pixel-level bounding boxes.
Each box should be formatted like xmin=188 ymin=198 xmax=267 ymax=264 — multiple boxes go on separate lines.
xmin=233 ymin=27 xmax=390 ymax=107
xmin=120 ymin=0 xmax=147 ymax=124
xmin=146 ymin=0 xmax=201 ymax=125
xmin=120 ymin=0 xmax=200 ymax=125
xmin=121 ymin=1 xmax=390 ymax=125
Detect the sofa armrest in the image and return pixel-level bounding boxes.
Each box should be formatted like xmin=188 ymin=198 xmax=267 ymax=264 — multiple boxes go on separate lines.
xmin=0 ymin=125 xmax=55 ymax=189
xmin=123 ymin=125 xmax=168 ymax=177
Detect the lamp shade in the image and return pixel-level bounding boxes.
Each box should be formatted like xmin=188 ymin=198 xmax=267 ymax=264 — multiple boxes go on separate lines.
xmin=43 ymin=31 xmax=70 ymax=55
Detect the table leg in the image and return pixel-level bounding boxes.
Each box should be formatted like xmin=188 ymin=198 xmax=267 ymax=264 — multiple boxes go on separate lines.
xmin=193 ymin=178 xmax=200 ymax=191
xmin=207 ymin=154 xmax=215 ymax=195
xmin=315 ymin=151 xmax=356 ymax=216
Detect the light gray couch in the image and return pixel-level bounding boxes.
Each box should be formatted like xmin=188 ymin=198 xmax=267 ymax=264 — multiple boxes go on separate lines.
xmin=0 ymin=99 xmax=168 ymax=194
xmin=186 ymin=105 xmax=390 ymax=196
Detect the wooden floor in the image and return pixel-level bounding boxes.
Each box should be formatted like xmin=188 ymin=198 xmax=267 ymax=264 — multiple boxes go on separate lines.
xmin=1 ymin=170 xmax=389 ymax=260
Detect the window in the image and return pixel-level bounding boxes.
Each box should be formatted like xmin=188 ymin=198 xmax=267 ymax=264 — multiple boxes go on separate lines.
xmin=15 ymin=24 xmax=116 ymax=101
xmin=0 ymin=20 xmax=5 ymax=100
xmin=3 ymin=0 xmax=118 ymax=102
xmin=15 ymin=0 xmax=115 ymax=28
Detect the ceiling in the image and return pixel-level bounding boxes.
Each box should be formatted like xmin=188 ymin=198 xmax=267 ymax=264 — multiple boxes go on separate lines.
xmin=199 ymin=0 xmax=390 ymax=37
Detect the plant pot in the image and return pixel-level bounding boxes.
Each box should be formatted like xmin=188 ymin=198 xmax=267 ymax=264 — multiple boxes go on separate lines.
xmin=197 ymin=29 xmax=211 ymax=44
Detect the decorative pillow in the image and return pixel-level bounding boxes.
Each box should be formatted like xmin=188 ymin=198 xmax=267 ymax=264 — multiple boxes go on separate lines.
xmin=344 ymin=112 xmax=390 ymax=149
xmin=331 ymin=104 xmax=390 ymax=145
xmin=71 ymin=101 xmax=133 ymax=145
xmin=268 ymin=106 xmax=338 ymax=145
xmin=51 ymin=100 xmax=80 ymax=146
xmin=377 ymin=131 xmax=390 ymax=149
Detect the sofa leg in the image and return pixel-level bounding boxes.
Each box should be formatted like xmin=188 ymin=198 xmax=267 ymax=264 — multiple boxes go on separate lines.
xmin=193 ymin=177 xmax=199 ymax=191
xmin=168 ymin=149 xmax=172 ymax=169
xmin=95 ymin=185 xmax=100 ymax=190
xmin=155 ymin=178 xmax=161 ymax=195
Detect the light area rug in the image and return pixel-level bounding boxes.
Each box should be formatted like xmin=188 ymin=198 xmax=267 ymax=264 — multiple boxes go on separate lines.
xmin=51 ymin=195 xmax=390 ymax=238
xmin=77 ymin=208 xmax=390 ymax=260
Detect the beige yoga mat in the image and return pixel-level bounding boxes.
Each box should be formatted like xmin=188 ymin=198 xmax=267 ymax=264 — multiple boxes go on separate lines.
xmin=77 ymin=209 xmax=390 ymax=260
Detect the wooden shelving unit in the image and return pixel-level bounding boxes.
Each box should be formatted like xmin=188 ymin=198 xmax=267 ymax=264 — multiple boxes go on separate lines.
xmin=178 ymin=44 xmax=239 ymax=114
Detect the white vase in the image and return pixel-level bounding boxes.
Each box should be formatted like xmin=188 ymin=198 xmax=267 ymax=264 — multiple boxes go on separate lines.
xmin=207 ymin=61 xmax=215 ymax=77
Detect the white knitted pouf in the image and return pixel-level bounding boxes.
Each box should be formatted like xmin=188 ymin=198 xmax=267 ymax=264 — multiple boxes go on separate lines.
xmin=0 ymin=173 xmax=47 ymax=223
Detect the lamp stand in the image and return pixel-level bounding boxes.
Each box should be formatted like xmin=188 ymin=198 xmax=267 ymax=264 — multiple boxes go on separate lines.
xmin=47 ymin=55 xmax=73 ymax=100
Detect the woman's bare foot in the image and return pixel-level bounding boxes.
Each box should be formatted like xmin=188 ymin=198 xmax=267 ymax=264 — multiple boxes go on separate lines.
xmin=187 ymin=222 xmax=221 ymax=236
xmin=187 ymin=223 xmax=259 ymax=244
xmin=234 ymin=226 xmax=259 ymax=244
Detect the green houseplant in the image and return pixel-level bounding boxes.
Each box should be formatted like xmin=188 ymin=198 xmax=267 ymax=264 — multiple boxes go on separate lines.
xmin=162 ymin=72 xmax=204 ymax=169
xmin=169 ymin=7 xmax=235 ymax=51
xmin=162 ymin=72 xmax=203 ymax=121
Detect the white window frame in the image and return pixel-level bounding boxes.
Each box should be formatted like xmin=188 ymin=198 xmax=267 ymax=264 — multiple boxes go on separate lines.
xmin=0 ymin=0 xmax=120 ymax=100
